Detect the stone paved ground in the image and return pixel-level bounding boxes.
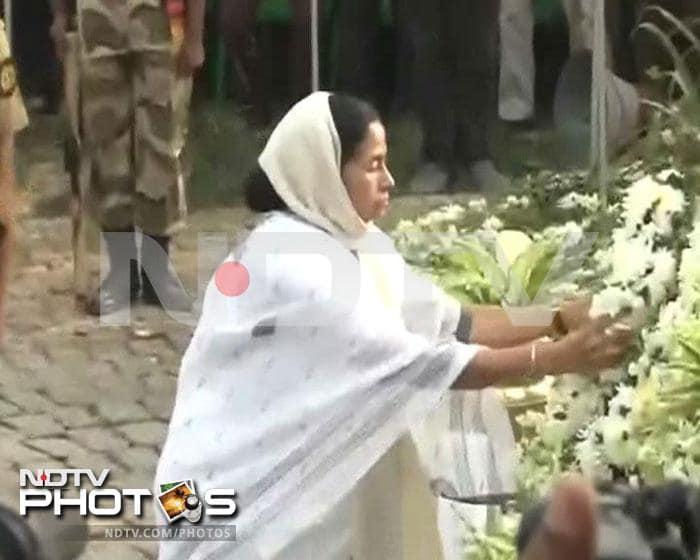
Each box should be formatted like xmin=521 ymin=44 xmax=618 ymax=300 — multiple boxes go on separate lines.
xmin=2 ymin=210 xmax=251 ymax=559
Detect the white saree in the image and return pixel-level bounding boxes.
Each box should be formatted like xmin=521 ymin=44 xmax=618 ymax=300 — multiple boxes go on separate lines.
xmin=155 ymin=93 xmax=515 ymax=560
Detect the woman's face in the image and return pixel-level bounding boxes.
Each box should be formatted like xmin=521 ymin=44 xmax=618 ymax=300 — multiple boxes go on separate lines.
xmin=342 ymin=121 xmax=395 ymax=222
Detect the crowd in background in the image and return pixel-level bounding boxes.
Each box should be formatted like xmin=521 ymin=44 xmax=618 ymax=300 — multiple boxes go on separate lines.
xmin=4 ymin=1 xmax=698 ymax=196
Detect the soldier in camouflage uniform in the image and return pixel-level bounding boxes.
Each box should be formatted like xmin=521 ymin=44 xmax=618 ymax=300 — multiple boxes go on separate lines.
xmin=0 ymin=18 xmax=28 ymax=340
xmin=50 ymin=0 xmax=204 ymax=315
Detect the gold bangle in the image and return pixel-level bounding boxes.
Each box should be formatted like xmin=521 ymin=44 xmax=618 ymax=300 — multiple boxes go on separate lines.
xmin=529 ymin=342 xmax=537 ymax=378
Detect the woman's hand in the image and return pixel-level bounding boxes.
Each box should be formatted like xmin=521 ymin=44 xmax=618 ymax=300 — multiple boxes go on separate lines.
xmin=556 ymin=294 xmax=592 ymax=334
xmin=559 ymin=315 xmax=633 ymax=375
xmin=177 ymin=38 xmax=205 ymax=76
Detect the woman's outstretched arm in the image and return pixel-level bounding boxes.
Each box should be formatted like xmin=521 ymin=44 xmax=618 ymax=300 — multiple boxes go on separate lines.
xmin=462 ymin=296 xmax=591 ymax=348
xmin=454 ymin=315 xmax=631 ymax=390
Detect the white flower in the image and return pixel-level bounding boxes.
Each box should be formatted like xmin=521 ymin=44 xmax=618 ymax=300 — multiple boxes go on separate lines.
xmin=542 ymin=221 xmax=585 ymax=245
xmin=517 ymin=410 xmax=547 ymax=431
xmin=482 ymin=216 xmax=504 ymax=231
xmin=598 ymin=415 xmax=639 ymax=467
xmin=468 ymin=198 xmax=488 ymax=213
xmin=623 ymin=174 xmax=685 ymax=235
xmin=656 ymin=168 xmax=683 ymax=182
xmin=541 ymin=412 xmax=570 ymax=448
xmin=608 ymin=386 xmax=635 ymax=418
xmin=590 ymin=286 xmax=645 ymax=320
xmin=424 ymin=204 xmax=466 ymax=225
xmin=500 ymin=195 xmax=530 ymax=211
xmin=628 ymin=353 xmax=651 ymax=379
xmin=394 ymin=219 xmax=415 ymax=233
xmin=575 ymin=433 xmax=610 ymax=480
xmin=642 ymin=249 xmax=677 ymax=307
xmin=661 ymin=128 xmax=676 ymax=146
xmin=557 ymin=192 xmax=600 ymax=213
xmin=610 ymin=232 xmax=655 ymax=284
xmin=551 ymin=375 xmax=601 ymax=426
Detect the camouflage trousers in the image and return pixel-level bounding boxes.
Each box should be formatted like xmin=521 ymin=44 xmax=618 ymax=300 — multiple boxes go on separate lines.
xmin=80 ymin=48 xmax=191 ymax=236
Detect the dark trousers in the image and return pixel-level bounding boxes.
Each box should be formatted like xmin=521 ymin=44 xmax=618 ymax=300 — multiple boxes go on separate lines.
xmin=333 ymin=0 xmax=413 ymax=113
xmin=408 ymin=0 xmax=500 ymax=166
xmin=220 ymin=0 xmax=316 ymax=123
xmin=11 ymin=0 xmax=61 ymax=112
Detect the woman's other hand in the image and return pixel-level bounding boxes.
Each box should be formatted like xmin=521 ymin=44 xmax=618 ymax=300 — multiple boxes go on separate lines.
xmin=557 ymin=294 xmax=592 ymax=334
xmin=561 ymin=315 xmax=633 ymax=375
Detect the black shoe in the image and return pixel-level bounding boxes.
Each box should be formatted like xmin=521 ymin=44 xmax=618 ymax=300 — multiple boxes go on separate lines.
xmin=141 ymin=235 xmax=192 ymax=312
xmin=85 ymin=231 xmax=141 ymax=316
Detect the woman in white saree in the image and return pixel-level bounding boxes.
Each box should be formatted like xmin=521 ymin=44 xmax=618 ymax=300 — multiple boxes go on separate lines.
xmin=155 ymin=92 xmax=631 ymax=560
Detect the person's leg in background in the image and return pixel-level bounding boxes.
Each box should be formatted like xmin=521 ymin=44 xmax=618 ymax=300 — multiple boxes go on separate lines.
xmin=289 ymin=0 xmax=317 ymax=103
xmin=390 ymin=0 xmax=415 ymax=115
xmin=133 ymin=46 xmax=192 ymax=313
xmin=499 ymin=0 xmax=535 ymax=125
xmin=80 ymin=54 xmax=141 ymax=316
xmin=219 ymin=0 xmax=268 ymax=125
xmin=332 ymin=0 xmax=380 ymax=102
xmin=407 ymin=0 xmax=455 ymax=193
xmin=451 ymin=0 xmax=508 ymax=192
xmin=561 ymin=0 xmax=587 ymax=53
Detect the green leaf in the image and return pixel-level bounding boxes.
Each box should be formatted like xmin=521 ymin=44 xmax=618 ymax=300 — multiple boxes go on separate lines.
xmin=507 ymin=240 xmax=558 ymax=304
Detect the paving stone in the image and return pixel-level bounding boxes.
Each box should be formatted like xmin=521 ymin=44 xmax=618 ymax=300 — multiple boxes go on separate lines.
xmin=50 ymin=406 xmax=99 ymax=429
xmin=69 ymin=427 xmax=131 ymax=454
xmin=42 ymin=337 xmax=91 ymax=369
xmin=109 ymin=354 xmax=157 ymax=380
xmin=93 ymin=399 xmax=151 ymax=425
xmin=43 ymin=374 xmax=99 ymax=407
xmin=117 ymin=447 xmax=160 ymax=475
xmin=128 ymin=338 xmax=172 ymax=359
xmin=117 ymin=422 xmax=167 ymax=447
xmin=62 ymin=446 xmax=116 ymax=473
xmin=11 ymin=442 xmax=66 ymax=469
xmin=138 ymin=392 xmax=176 ymax=422
xmin=26 ymin=437 xmax=88 ymax=462
xmin=4 ymin=414 xmax=66 ymax=438
xmin=6 ymin=391 xmax=55 ymax=414
xmin=0 ymin=399 xmax=22 ymax=416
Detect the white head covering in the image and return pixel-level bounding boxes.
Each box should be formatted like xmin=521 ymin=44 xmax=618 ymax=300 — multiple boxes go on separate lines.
xmin=258 ymin=91 xmax=369 ymax=241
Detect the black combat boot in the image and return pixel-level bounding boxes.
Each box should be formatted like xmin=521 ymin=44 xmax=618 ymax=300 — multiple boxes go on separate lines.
xmin=141 ymin=235 xmax=192 ymax=312
xmin=85 ymin=230 xmax=140 ymax=316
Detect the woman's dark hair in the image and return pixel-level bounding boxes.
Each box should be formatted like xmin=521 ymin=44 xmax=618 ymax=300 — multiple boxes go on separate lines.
xmin=329 ymin=93 xmax=381 ymax=167
xmin=244 ymin=166 xmax=288 ymax=213
xmin=245 ymin=93 xmax=382 ymax=213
